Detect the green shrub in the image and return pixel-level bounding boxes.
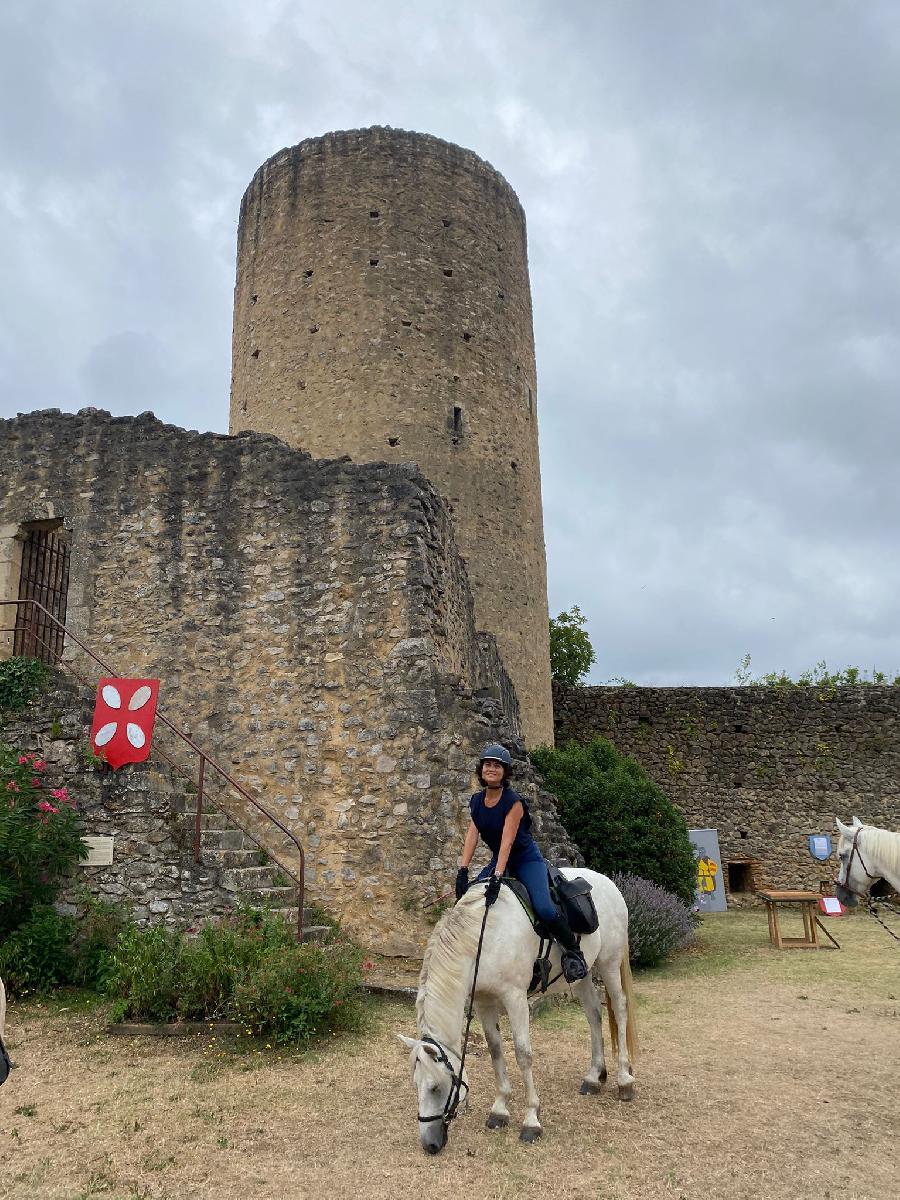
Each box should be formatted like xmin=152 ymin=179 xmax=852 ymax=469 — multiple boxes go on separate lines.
xmin=0 ymin=905 xmax=76 ymax=995
xmin=106 ymin=923 xmax=182 ymax=1024
xmin=106 ymin=909 xmax=364 ymax=1044
xmin=69 ymin=894 xmax=128 ymax=990
xmin=0 ymin=656 xmax=49 ymax=712
xmin=531 ymin=737 xmax=697 ymax=906
xmin=611 ymin=873 xmax=697 ymax=968
xmin=0 ymin=745 xmax=86 ymax=936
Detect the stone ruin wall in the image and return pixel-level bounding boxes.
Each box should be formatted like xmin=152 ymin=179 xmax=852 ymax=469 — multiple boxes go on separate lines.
xmin=0 ymin=409 xmax=573 ymax=954
xmin=553 ymin=682 xmax=900 ymax=900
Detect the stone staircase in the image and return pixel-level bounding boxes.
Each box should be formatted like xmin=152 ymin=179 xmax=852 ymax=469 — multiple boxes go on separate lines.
xmin=168 ymin=793 xmax=304 ymax=927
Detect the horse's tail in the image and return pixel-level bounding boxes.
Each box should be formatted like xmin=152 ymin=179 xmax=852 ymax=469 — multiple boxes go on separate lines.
xmin=604 ymin=934 xmax=639 ymax=1066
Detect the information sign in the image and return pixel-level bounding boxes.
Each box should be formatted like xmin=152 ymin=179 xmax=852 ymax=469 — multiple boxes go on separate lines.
xmin=80 ymin=836 xmax=114 ymax=867
xmin=689 ymin=829 xmax=727 ymax=913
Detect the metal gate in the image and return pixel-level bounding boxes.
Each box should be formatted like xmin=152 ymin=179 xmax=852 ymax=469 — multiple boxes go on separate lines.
xmin=13 ymin=525 xmax=71 ymax=663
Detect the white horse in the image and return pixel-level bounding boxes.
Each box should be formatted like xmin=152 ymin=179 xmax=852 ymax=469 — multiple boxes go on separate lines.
xmin=835 ymin=817 xmax=900 ymax=906
xmin=399 ymin=868 xmax=638 ymax=1154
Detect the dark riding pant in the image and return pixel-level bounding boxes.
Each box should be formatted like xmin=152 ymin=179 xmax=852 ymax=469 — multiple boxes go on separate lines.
xmin=476 ymin=853 xmax=559 ymax=924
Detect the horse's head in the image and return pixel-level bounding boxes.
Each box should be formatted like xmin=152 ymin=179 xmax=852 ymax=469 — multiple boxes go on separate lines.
xmin=397 ymin=1034 xmax=468 ymax=1155
xmin=835 ymin=816 xmax=873 ymax=906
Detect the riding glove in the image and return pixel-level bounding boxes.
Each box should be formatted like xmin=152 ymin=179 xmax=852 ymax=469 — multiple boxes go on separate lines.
xmin=484 ymin=875 xmax=502 ymax=907
xmin=455 ymin=867 xmax=469 ymax=900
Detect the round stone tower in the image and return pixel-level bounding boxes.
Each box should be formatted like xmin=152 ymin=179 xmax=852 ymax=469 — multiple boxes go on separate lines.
xmin=230 ymin=127 xmax=552 ymax=744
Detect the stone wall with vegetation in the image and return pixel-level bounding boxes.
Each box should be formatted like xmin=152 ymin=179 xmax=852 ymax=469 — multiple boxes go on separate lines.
xmin=553 ymin=682 xmax=900 ymax=899
xmin=0 ymin=409 xmax=573 ymax=953
xmin=0 ymin=675 xmax=250 ymax=926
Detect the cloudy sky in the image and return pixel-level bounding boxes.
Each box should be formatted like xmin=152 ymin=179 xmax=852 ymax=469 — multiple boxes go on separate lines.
xmin=2 ymin=1 xmax=898 ymax=686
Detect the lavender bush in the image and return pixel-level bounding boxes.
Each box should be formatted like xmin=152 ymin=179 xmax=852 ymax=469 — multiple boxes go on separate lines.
xmin=612 ymin=873 xmax=697 ymax=968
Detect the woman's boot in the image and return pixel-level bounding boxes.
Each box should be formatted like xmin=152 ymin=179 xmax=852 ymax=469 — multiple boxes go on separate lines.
xmin=545 ymin=915 xmax=588 ymax=982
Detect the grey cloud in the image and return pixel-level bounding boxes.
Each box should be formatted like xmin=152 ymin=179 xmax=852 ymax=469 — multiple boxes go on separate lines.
xmin=2 ymin=0 xmax=899 ymax=684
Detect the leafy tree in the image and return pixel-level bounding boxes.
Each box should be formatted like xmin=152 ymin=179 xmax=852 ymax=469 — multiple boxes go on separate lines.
xmin=549 ymin=605 xmax=596 ymax=686
xmin=531 ymin=736 xmax=697 ymax=906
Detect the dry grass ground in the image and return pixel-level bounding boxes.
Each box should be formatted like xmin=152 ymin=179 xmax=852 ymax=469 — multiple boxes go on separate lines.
xmin=1 ymin=909 xmax=898 ymax=1200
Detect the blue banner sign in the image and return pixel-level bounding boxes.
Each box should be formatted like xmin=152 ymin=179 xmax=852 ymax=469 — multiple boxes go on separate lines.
xmin=808 ymin=834 xmax=833 ymax=861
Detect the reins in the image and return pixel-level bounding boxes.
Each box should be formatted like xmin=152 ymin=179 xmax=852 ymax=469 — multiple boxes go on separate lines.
xmin=418 ymin=889 xmax=492 ymax=1128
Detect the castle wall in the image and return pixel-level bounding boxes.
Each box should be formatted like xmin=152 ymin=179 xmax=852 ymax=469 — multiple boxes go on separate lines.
xmin=553 ymin=683 xmax=900 ymax=898
xmin=229 ymin=127 xmax=553 ymax=746
xmin=0 ymin=676 xmax=250 ymax=928
xmin=0 ymin=409 xmax=572 ymax=953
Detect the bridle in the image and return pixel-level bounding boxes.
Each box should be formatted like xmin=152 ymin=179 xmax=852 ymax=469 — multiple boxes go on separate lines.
xmin=837 ymin=826 xmax=881 ymax=902
xmin=416 ymin=1036 xmax=469 ymax=1126
xmin=416 ymin=888 xmax=492 ymax=1129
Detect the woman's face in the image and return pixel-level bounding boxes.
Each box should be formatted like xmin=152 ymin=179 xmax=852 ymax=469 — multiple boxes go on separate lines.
xmin=481 ymin=759 xmax=505 ymax=787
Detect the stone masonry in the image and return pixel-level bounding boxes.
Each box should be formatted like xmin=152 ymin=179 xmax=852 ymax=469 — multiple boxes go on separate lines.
xmin=230 ymin=127 xmax=553 ymax=746
xmin=0 ymin=409 xmax=574 ymax=953
xmin=553 ymin=682 xmax=900 ymax=899
xmin=0 ymin=675 xmax=295 ymax=928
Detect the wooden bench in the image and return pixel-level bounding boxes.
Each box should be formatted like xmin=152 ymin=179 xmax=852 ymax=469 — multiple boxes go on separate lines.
xmin=757 ymin=890 xmax=840 ymax=950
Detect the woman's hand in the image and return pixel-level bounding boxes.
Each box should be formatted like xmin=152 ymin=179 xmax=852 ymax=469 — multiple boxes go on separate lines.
xmin=455 ymin=867 xmax=470 ymax=900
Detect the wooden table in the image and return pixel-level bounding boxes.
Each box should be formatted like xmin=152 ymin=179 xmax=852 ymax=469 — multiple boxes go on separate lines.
xmin=757 ymin=890 xmax=840 ymax=950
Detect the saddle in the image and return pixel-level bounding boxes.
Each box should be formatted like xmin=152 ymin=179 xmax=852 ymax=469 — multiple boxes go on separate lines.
xmin=497 ymin=867 xmax=599 ymax=994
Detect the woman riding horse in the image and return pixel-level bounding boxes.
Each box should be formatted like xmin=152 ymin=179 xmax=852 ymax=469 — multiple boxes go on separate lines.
xmin=455 ymin=743 xmax=588 ymax=983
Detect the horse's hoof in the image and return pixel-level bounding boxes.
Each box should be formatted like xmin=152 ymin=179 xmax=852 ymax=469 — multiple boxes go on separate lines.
xmin=579 ymin=1079 xmax=604 ymax=1095
xmin=519 ymin=1126 xmax=543 ymax=1144
xmin=485 ymin=1113 xmax=509 ymax=1130
xmin=618 ymin=1083 xmax=635 ymax=1102
xmin=599 ymin=1067 xmax=608 ymax=1083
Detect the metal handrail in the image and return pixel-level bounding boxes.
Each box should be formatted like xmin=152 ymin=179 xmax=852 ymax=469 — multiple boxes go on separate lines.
xmin=0 ymin=599 xmax=305 ymax=938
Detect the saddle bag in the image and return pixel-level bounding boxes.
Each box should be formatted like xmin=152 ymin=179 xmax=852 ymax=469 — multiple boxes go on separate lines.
xmin=550 ymin=869 xmax=599 ymax=936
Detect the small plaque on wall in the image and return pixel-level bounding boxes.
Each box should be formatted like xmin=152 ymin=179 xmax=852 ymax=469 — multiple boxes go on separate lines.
xmin=81 ymin=836 xmax=114 ymax=867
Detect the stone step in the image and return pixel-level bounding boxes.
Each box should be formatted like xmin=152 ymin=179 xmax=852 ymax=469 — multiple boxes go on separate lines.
xmin=220 ymin=865 xmax=293 ymax=892
xmin=231 ymin=884 xmax=299 ymax=904
xmin=199 ymin=828 xmax=258 ymax=852
xmin=179 ymin=810 xmax=236 ymax=833
xmin=199 ymin=848 xmax=271 ymax=870
xmin=265 ymin=911 xmax=332 ymax=944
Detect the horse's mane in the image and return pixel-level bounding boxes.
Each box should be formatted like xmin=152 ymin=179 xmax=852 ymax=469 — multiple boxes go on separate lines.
xmin=864 ymin=825 xmax=900 ymax=880
xmin=417 ymin=891 xmax=485 ymax=1053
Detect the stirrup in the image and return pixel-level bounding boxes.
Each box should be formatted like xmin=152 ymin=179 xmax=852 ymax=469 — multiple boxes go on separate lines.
xmin=561 ymin=950 xmax=588 ymax=983
xmin=529 ymin=956 xmax=552 ymax=994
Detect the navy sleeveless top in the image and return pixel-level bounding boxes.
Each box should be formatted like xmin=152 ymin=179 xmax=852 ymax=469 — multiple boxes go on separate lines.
xmin=469 ymin=786 xmax=541 ymax=863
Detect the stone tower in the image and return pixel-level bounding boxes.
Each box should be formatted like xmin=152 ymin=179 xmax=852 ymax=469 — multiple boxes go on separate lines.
xmin=230 ymin=127 xmax=553 ymax=744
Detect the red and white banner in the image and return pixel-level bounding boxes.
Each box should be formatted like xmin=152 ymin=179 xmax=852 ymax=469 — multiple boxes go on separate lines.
xmin=90 ymin=678 xmax=160 ymax=769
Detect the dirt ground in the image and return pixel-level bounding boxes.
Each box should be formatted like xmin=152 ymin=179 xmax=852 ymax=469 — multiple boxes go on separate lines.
xmin=1 ymin=909 xmax=898 ymax=1200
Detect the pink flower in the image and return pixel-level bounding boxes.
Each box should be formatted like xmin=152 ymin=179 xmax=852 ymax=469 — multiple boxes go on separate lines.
xmin=32 ymin=760 xmax=46 ymax=772
xmin=18 ymin=755 xmax=29 ymax=765
xmin=362 ymin=959 xmax=374 ymax=972
xmin=31 ymin=777 xmax=42 ymax=787
xmin=38 ymin=800 xmax=59 ymax=814
xmin=6 ymin=780 xmax=20 ymax=792
xmin=51 ymin=787 xmax=70 ymax=803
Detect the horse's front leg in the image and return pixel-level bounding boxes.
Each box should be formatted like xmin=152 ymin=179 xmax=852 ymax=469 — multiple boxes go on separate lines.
xmin=503 ymin=991 xmax=542 ymax=1142
xmin=573 ymin=975 xmax=607 ymax=1093
xmin=475 ymin=999 xmax=512 ymax=1130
